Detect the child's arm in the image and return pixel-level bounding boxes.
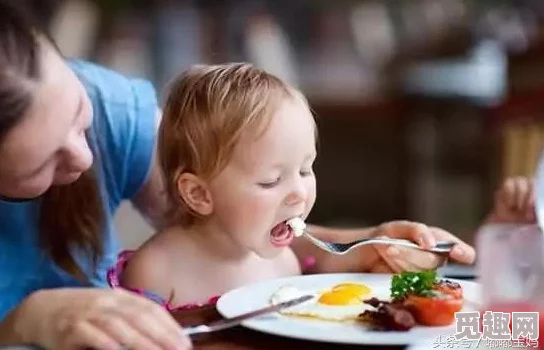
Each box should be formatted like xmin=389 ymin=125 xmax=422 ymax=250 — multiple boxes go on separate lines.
xmin=485 ymin=176 xmax=535 ymax=224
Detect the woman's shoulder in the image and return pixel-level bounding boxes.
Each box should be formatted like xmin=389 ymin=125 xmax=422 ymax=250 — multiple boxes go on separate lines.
xmin=67 ymin=59 xmax=158 ymax=106
xmin=69 ymin=60 xmax=159 ymax=204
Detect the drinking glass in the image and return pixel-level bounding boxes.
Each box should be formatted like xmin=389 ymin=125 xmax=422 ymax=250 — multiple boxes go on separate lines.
xmin=476 ymin=223 xmax=544 ymax=348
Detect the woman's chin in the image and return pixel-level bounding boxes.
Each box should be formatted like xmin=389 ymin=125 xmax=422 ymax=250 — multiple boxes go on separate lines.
xmin=0 ymin=184 xmax=49 ymax=201
xmin=53 ymin=172 xmax=82 ymax=185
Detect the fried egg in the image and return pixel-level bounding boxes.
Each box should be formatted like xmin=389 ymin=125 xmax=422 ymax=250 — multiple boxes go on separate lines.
xmin=269 ymin=282 xmax=376 ymax=322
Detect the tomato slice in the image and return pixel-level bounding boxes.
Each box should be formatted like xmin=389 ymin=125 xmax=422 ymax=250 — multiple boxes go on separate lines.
xmin=404 ymin=294 xmax=463 ymax=326
xmin=433 ymin=280 xmax=463 ymax=300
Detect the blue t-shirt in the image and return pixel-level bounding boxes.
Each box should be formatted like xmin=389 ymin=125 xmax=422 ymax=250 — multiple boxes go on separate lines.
xmin=0 ymin=60 xmax=158 ymax=320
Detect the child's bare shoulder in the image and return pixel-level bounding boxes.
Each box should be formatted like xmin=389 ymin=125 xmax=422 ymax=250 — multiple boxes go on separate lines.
xmin=120 ymin=228 xmax=180 ymax=299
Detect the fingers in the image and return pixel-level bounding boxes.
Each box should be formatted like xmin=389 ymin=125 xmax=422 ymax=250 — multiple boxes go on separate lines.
xmin=449 ymin=243 xmax=475 ymax=264
xmin=374 ymin=238 xmax=446 ymax=272
xmin=28 ymin=289 xmax=192 ymax=350
xmin=514 ymin=177 xmax=530 ymax=210
xmin=498 ymin=177 xmax=518 ymax=209
xmin=77 ymin=289 xmax=190 ymax=350
xmin=375 ymin=221 xmax=475 ymax=269
xmin=524 ymin=178 xmax=536 ymax=222
xmin=429 ymin=227 xmax=475 ymax=265
xmin=118 ymin=291 xmax=191 ymax=350
xmin=62 ymin=320 xmax=120 ymax=350
xmin=122 ymin=307 xmax=188 ymax=350
xmin=91 ymin=315 xmax=164 ymax=350
xmin=378 ymin=221 xmax=436 ymax=249
xmin=372 ymin=244 xmax=404 ymax=273
xmin=123 ymin=290 xmax=185 ymax=338
xmin=495 ymin=177 xmax=535 ymax=222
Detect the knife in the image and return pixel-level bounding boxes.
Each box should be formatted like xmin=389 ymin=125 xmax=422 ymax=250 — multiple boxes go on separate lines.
xmin=183 ymin=294 xmax=314 ymax=336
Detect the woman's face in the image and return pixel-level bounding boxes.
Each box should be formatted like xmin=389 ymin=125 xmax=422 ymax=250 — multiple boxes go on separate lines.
xmin=0 ymin=43 xmax=93 ymax=199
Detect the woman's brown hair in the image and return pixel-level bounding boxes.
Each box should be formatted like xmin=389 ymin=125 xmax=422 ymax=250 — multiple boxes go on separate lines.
xmin=0 ymin=2 xmax=104 ymax=281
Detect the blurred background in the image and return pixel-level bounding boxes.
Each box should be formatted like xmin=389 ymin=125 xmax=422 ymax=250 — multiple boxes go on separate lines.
xmin=14 ymin=0 xmax=544 ymax=249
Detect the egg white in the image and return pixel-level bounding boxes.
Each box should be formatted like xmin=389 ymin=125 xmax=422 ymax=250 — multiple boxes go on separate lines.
xmin=269 ymin=284 xmax=379 ymax=322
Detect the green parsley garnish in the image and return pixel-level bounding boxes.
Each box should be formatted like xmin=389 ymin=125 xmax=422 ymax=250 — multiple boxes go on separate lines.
xmin=390 ymin=270 xmax=438 ymax=300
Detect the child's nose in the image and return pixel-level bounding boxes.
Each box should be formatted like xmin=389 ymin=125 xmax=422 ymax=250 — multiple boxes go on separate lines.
xmin=284 ymin=182 xmax=307 ymax=207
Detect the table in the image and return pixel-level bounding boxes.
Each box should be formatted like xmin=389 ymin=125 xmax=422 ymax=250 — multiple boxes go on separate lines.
xmin=173 ymin=305 xmax=406 ymax=350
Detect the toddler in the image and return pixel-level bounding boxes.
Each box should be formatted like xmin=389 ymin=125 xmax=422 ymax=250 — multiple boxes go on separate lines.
xmin=110 ymin=63 xmax=316 ymax=310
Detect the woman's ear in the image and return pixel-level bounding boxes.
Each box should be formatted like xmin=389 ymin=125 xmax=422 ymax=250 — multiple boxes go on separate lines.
xmin=176 ymin=173 xmax=213 ymax=216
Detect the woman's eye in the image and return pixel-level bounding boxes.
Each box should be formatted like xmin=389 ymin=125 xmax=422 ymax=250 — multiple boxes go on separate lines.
xmin=258 ymin=178 xmax=280 ymax=188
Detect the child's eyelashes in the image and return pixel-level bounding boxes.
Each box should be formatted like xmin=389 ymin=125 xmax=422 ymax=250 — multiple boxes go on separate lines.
xmin=300 ymin=168 xmax=313 ymax=177
xmin=258 ymin=178 xmax=281 ymax=189
xmin=258 ymin=169 xmax=314 ymax=188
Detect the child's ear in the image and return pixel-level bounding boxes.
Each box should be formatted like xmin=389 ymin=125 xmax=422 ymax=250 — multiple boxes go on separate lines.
xmin=176 ymin=173 xmax=213 ymax=216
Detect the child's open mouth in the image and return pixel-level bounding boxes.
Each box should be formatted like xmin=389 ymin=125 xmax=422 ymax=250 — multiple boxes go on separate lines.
xmin=270 ymin=221 xmax=294 ymax=247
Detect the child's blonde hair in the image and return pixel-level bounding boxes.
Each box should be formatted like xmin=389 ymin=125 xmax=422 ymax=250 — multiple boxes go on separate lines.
xmin=158 ymin=62 xmax=310 ymax=226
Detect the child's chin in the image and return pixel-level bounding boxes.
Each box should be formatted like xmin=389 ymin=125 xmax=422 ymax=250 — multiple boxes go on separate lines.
xmin=255 ymin=245 xmax=287 ymax=259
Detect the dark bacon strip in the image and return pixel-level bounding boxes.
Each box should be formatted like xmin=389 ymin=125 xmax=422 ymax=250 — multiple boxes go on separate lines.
xmin=357 ymin=297 xmax=416 ymax=331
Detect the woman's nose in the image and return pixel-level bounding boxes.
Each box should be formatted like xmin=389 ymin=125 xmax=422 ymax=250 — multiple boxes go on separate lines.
xmin=62 ymin=131 xmax=93 ymax=173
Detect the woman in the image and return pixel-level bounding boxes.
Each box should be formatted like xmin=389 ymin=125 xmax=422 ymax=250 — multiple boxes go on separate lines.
xmin=0 ymin=2 xmax=475 ymax=350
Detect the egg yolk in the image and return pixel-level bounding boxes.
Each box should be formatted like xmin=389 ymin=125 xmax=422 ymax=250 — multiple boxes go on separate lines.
xmin=332 ymin=283 xmax=372 ymax=295
xmin=317 ymin=283 xmax=372 ymax=306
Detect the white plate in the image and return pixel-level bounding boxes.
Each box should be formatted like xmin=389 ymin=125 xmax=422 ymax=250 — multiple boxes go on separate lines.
xmin=216 ymin=273 xmax=481 ymax=346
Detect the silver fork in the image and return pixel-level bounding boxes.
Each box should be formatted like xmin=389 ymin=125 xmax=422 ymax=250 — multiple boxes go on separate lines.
xmin=301 ymin=230 xmax=455 ymax=255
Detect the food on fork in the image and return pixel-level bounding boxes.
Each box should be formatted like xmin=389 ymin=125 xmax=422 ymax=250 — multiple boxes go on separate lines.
xmin=358 ymin=270 xmax=464 ymax=330
xmin=286 ymin=217 xmax=306 ymax=237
